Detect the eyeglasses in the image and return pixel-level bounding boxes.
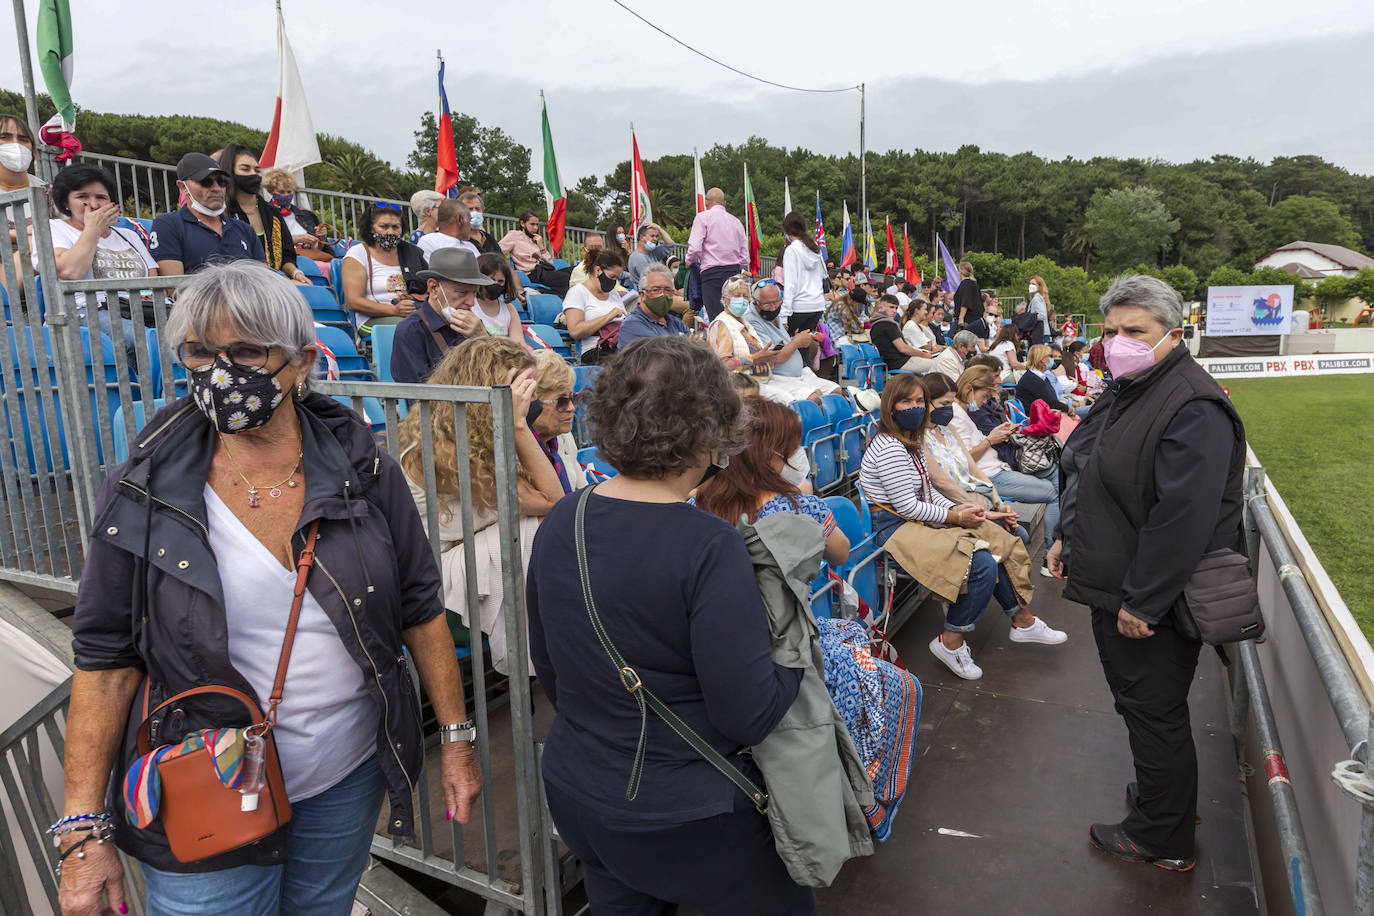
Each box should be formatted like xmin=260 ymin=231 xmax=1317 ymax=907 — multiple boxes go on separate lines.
xmin=542 ymin=394 xmax=576 ymax=411
xmin=195 ymin=175 xmax=230 ymax=189
xmin=373 ymin=201 xmax=403 ymax=211
xmin=177 ymin=340 xmax=273 ymax=371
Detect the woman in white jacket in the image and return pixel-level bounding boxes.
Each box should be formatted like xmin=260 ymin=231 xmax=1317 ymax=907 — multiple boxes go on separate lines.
xmin=779 ymin=211 xmax=828 ymax=336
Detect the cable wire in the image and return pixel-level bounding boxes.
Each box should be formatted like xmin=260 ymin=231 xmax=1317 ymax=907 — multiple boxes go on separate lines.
xmin=611 ymin=0 xmax=861 ymax=94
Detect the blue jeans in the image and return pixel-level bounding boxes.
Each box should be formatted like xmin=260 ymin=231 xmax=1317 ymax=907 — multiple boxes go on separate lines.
xmin=945 ymin=549 xmax=1019 ymax=633
xmin=990 ymin=465 xmax=1059 ymax=553
xmin=142 ymin=755 xmax=385 ymax=916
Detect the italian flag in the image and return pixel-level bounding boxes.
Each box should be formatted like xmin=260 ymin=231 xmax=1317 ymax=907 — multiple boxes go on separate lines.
xmin=744 ymin=162 xmax=761 ymax=276
xmin=541 ymin=93 xmax=565 ymax=256
xmin=37 ymin=0 xmax=75 ymax=131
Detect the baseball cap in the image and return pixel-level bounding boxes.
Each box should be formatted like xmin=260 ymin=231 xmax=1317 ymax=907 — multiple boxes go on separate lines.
xmin=176 ymin=152 xmax=226 ymax=183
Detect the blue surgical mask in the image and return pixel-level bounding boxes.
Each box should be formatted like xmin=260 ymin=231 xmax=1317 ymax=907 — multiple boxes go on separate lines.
xmin=727 ymin=297 xmax=749 ymax=317
xmin=469 ymin=210 xmax=484 ymax=230
xmin=893 ymin=405 xmax=926 ymax=431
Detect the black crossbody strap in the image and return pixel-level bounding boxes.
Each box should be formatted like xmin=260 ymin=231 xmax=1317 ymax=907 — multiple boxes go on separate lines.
xmin=573 ymin=486 xmax=768 ymax=812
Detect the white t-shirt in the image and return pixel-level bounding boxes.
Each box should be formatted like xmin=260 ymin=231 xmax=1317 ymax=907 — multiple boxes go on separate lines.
xmin=564 ymin=283 xmax=627 ymax=355
xmin=205 ymin=486 xmax=378 ymax=802
xmin=40 ymin=220 xmax=157 ymax=309
xmin=343 ymin=244 xmax=404 ymax=307
xmin=902 ymin=320 xmax=931 ymax=349
xmin=282 ymin=212 xmax=307 ymax=237
xmin=417 ymin=232 xmax=480 ymax=264
xmin=992 ymin=340 xmax=1017 ymax=375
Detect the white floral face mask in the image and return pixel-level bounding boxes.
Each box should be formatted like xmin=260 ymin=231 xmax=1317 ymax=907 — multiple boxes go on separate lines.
xmin=190 ymin=353 xmax=288 ymax=433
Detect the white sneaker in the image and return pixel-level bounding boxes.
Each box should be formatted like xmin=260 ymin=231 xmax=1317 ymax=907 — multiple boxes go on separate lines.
xmin=1040 ymin=565 xmax=1054 ymax=578
xmin=929 ymin=636 xmax=983 ymax=680
xmin=1010 ymin=616 xmax=1068 ymax=645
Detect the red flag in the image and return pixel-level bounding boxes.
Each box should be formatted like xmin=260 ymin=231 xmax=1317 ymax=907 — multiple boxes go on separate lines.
xmin=631 ymin=130 xmax=652 ymax=235
xmin=744 ymin=163 xmax=760 ymax=276
xmin=902 ymin=224 xmax=921 ymax=284
xmin=435 ymin=58 xmax=458 ymax=197
xmin=885 ymin=217 xmax=898 ymax=275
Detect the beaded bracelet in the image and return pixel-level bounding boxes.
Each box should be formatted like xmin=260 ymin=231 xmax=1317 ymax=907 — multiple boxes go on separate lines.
xmin=48 ymin=812 xmax=111 ymax=833
xmin=54 ymin=822 xmax=115 ymax=877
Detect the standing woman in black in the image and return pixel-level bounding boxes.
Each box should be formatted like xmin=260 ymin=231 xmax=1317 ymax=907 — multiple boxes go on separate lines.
xmin=952 ymin=260 xmax=986 ymax=339
xmin=219 ymin=143 xmax=310 ymax=286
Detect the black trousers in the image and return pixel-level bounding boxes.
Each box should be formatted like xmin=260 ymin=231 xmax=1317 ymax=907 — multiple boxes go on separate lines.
xmin=1091 ymin=608 xmax=1203 ymax=858
xmin=547 ymin=785 xmax=816 ymax=916
xmin=699 ymin=264 xmax=745 ymax=321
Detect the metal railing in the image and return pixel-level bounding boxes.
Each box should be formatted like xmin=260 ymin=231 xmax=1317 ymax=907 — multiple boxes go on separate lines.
xmin=1236 ymin=463 xmax=1374 ymax=916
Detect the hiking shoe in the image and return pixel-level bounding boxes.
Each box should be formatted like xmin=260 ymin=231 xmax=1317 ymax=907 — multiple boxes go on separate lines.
xmin=929 ymin=636 xmax=983 ymax=680
xmin=1089 ymin=822 xmax=1195 ymax=872
xmin=1127 ymin=782 xmax=1202 ymax=825
xmin=1009 ymin=616 xmax=1068 ymax=645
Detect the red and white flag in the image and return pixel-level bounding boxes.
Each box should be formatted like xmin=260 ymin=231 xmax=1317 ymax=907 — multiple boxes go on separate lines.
xmin=693 ymin=148 xmax=706 ymax=214
xmin=631 ymin=129 xmax=653 ymax=235
xmin=885 ymin=217 xmax=898 ymax=276
xmin=259 ymin=4 xmax=320 ymax=179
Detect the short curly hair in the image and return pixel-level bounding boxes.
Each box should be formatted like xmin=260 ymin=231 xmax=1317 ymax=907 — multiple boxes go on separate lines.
xmin=585 ymin=336 xmax=746 ymax=478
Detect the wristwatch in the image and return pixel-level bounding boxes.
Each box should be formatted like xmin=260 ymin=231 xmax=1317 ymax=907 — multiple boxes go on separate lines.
xmin=439 ymin=720 xmax=477 ymax=745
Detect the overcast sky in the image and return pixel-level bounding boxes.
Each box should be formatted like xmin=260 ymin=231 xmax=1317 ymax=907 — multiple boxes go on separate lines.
xmin=4 ymin=0 xmax=1374 ymax=186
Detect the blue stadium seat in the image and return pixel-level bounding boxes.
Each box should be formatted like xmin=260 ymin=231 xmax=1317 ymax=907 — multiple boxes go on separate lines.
xmin=572 ymin=365 xmax=601 ymax=392
xmin=527 ymin=324 xmax=571 ymax=358
xmin=809 ymin=567 xmax=837 ymax=620
xmin=527 ymin=293 xmax=563 ymax=327
xmin=792 ymin=399 xmax=844 ymax=494
xmin=144 ymin=327 xmax=186 ymax=398
xmin=328 ymin=258 xmax=346 ymax=305
xmin=111 ymin=398 xmax=167 ymax=463
xmin=1005 ymin=397 xmax=1028 ymax=425
xmin=299 ymin=285 xmax=354 ymax=339
xmin=576 ymin=445 xmax=617 ymax=480
xmin=825 ymin=495 xmax=881 ymax=615
xmin=550 ymin=258 xmax=570 ymax=270
xmin=371 ymin=322 xmax=397 ymax=383
xmin=515 ymin=269 xmax=551 ymax=293
xmin=837 ymin=344 xmax=864 ymax=382
xmin=297 ymin=257 xmax=329 ymax=287
xmin=857 ymin=344 xmax=886 ymax=391
xmin=822 ymin=393 xmax=866 ymax=477
xmin=312 ymin=324 xmax=387 ymax=427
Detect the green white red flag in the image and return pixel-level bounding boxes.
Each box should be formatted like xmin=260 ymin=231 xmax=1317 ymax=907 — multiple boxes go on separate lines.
xmin=36 ymin=0 xmax=75 ymax=131
xmin=744 ymin=162 xmax=761 ymax=276
xmin=541 ymin=93 xmax=565 ymax=256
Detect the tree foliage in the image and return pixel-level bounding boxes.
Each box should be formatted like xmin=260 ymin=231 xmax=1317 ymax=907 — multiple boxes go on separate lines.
xmin=1082 ymin=186 xmax=1181 ymax=272
xmin=406 ymin=111 xmax=540 ymax=216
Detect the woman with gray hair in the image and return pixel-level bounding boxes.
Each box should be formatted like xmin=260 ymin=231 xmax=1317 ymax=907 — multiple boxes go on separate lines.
xmin=59 ymin=260 xmax=482 ymax=915
xmin=527 ymin=336 xmax=815 ymax=913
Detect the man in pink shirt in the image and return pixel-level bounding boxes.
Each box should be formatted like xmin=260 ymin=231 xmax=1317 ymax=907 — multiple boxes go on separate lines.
xmin=686 ymin=187 xmax=749 ymax=320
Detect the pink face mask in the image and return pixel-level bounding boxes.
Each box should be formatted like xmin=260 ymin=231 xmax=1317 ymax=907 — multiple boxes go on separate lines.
xmin=1104 ymin=332 xmax=1171 ymax=378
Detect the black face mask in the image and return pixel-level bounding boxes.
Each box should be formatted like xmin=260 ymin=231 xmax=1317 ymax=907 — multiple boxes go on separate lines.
xmin=597 ymin=274 xmax=618 ymax=293
xmin=480 ymin=282 xmax=506 ymax=301
xmin=758 ymin=306 xmax=782 ymax=323
xmin=235 ymin=174 xmax=262 ymax=195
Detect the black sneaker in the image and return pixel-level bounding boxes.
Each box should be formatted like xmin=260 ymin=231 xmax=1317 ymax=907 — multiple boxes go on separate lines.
xmin=1126 ymin=782 xmax=1202 ymax=825
xmin=1089 ymin=822 xmax=1196 ymax=872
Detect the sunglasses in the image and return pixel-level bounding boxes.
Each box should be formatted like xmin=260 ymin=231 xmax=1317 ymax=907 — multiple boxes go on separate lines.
xmin=543 ymin=394 xmax=577 ymax=411
xmin=373 ymin=201 xmax=403 ymax=210
xmin=194 ymin=175 xmax=230 ymax=188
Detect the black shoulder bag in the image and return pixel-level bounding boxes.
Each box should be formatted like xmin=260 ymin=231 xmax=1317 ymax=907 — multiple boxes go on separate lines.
xmin=572 ymin=485 xmax=768 ymax=813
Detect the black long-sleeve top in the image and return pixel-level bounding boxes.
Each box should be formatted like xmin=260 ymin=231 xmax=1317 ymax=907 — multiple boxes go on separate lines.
xmin=1015 ymin=369 xmax=1070 ymax=414
xmin=953 ymin=277 xmax=983 ymax=326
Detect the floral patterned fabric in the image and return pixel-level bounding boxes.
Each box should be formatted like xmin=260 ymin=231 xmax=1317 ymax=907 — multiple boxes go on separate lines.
xmin=190 ymin=354 xmax=287 ymax=434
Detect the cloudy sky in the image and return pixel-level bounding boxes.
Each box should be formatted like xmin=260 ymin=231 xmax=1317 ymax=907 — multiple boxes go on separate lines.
xmin=4 ymin=0 xmax=1373 ymax=185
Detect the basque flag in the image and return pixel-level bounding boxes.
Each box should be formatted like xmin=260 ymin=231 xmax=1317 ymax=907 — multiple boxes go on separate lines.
xmin=839 ymin=201 xmax=856 ymax=268
xmin=814 ymin=191 xmax=828 ymax=262
xmin=435 ymin=58 xmax=459 ymax=198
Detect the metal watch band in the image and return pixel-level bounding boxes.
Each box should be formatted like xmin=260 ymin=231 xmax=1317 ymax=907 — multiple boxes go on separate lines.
xmin=439 ymin=720 xmax=476 ymax=744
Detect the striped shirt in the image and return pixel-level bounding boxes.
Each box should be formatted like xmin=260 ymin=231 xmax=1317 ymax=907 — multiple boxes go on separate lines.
xmin=859 ymin=434 xmax=955 ymax=524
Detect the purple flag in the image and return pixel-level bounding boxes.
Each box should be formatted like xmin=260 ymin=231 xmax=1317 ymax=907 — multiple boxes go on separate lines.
xmin=938 ymin=236 xmax=960 ymax=293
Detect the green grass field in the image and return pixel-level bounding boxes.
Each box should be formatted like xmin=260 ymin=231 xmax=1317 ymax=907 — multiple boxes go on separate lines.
xmin=1225 ymin=375 xmax=1374 ymax=642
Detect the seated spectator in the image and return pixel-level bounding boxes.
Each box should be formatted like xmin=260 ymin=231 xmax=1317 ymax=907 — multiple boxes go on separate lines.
xmin=668 ymin=255 xmax=686 ymax=291
xmin=0 ymin=113 xmax=46 ymax=303
xmin=857 ymin=373 xmax=1064 ymax=681
xmin=929 ymin=303 xmax=951 ymax=345
xmin=695 ymin=396 xmax=849 ymax=566
xmin=456 ymin=188 xmax=503 ymax=256
xmin=563 ymin=248 xmax=630 ymax=364
xmin=408 ymin=189 xmax=444 ymax=244
xmin=530 ymin=349 xmax=588 ymax=493
xmin=1064 ymin=339 xmax=1104 ymax=398
xmin=1016 ymin=344 xmax=1078 ymax=420
xmin=341 ymin=203 xmax=427 ymax=329
xmin=568 ymin=232 xmax=603 ymax=286
xmin=417 ymin=199 xmax=481 ymax=263
xmin=150 ymin=153 xmax=264 ymax=275
xmin=261 ymin=167 xmax=330 ymax=263
xmin=499 ymin=209 xmax=571 ymax=297
xmin=870 ymin=294 xmax=938 ymax=373
xmin=745 ymin=279 xmax=842 ymax=401
xmin=473 ymin=252 xmax=524 ymax=343
xmin=399 ymin=337 xmax=563 ymax=674
xmin=526 ymin=336 xmax=813 ymax=915
xmin=618 ymin=262 xmax=688 ymax=347
xmin=990 ymin=323 xmax=1027 ymax=378
xmin=823 ymin=286 xmax=868 ymax=346
xmin=952 ymin=366 xmax=1060 ymax=574
xmin=709 ymin=275 xmax=814 ymax=405
xmin=44 ymin=164 xmax=158 ymax=363
xmin=604 ymin=221 xmax=632 ymax=262
xmin=391 ymin=248 xmax=493 ymax=383
xmin=929 ymin=329 xmax=980 ymax=382
xmin=218 ymin=144 xmax=309 ymax=285
xmin=627 ymin=223 xmax=675 ymax=286
xmin=899 ymin=298 xmax=946 ymax=355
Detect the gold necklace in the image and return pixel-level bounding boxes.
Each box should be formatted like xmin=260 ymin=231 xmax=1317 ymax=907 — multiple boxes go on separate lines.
xmin=218 ymin=433 xmax=303 ymax=508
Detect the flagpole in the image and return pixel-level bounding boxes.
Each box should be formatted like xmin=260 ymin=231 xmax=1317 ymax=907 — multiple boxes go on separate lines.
xmin=858 ymin=82 xmax=866 ymax=256
xmin=10 ymin=0 xmax=51 ymax=180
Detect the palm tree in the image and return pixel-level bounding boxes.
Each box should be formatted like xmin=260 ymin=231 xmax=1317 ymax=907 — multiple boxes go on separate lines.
xmin=1064 ymin=221 xmax=1093 ymax=272
xmin=326 ymin=152 xmax=394 ymax=199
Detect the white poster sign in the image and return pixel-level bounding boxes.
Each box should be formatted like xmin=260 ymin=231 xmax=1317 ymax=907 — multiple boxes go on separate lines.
xmin=1205 ymin=285 xmax=1294 ymax=336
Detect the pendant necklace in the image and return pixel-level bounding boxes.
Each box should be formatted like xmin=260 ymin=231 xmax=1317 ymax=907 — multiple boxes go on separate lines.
xmin=218 ymin=433 xmax=303 ymax=508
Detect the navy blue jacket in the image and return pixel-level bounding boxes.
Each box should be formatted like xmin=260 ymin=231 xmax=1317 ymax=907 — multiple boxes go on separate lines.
xmin=148 ymin=205 xmax=265 ymax=273
xmin=1015 ymin=369 xmax=1070 ymax=414
xmin=73 ymin=393 xmax=441 ymax=872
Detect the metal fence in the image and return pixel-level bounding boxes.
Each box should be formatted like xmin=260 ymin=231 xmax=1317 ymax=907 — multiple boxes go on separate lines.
xmin=0 ymin=191 xmax=568 ymax=912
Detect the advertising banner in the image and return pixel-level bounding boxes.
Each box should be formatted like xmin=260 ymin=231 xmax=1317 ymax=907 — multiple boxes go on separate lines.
xmin=1206 ymin=285 xmax=1294 ymax=336
xmin=1198 ymin=354 xmax=1374 ymax=379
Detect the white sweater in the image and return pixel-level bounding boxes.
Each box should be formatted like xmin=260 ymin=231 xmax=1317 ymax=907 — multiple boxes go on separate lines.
xmin=781 ymin=239 xmax=827 ymax=319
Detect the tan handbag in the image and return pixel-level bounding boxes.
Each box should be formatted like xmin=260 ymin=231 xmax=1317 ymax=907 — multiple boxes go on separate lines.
xmin=131 ymin=520 xmax=320 ymax=863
